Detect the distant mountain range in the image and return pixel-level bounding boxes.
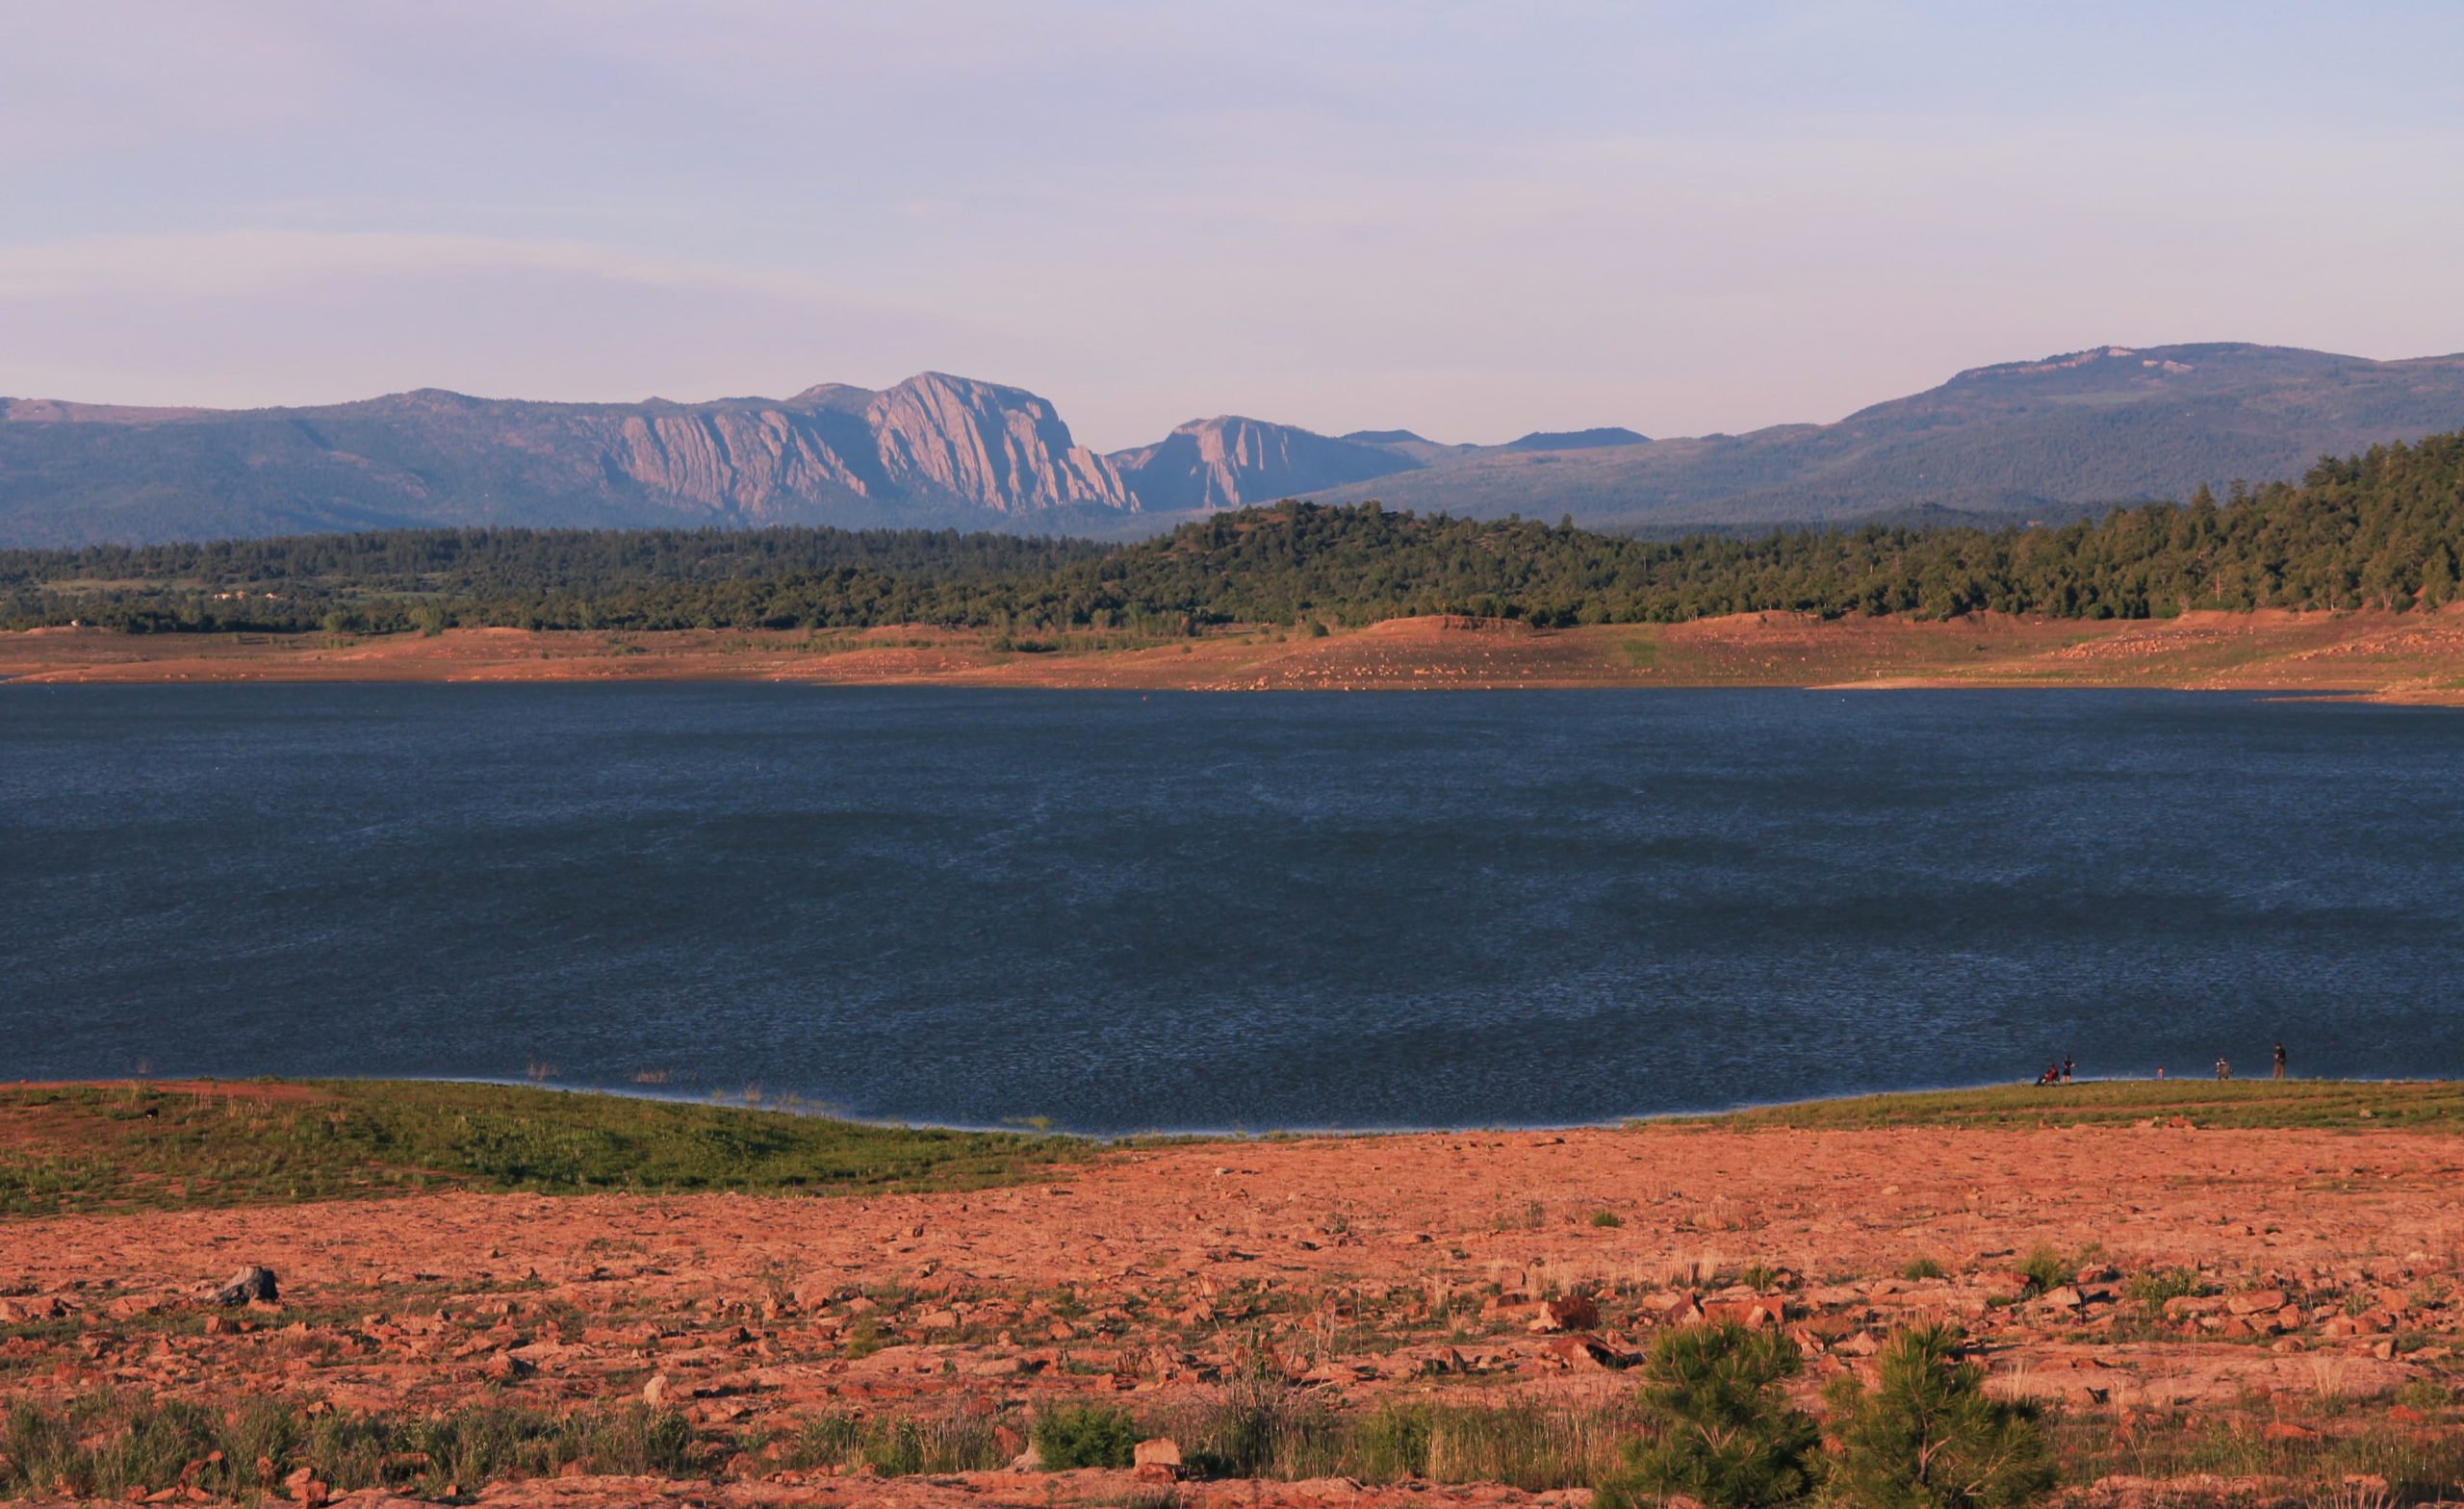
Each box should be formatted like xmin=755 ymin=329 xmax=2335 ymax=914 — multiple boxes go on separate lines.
xmin=4 ymin=343 xmax=2462 ymax=547
xmin=1309 ymin=344 xmax=2464 ymax=531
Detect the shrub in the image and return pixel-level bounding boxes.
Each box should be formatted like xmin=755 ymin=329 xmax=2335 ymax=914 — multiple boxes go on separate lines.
xmin=1592 ymin=1211 xmax=1625 ymax=1229
xmin=1166 ymin=1357 xmax=1329 ymax=1479
xmin=2123 ymin=1267 xmax=2202 ymax=1315
xmin=1033 ymin=1403 xmax=1139 ymax=1470
xmin=0 ymin=1394 xmax=696 ymax=1501
xmin=2017 ymin=1246 xmax=2070 ymax=1294
xmin=785 ymin=1413 xmax=865 ymax=1469
xmin=1596 ymin=1322 xmax=1821 ymax=1509
xmin=1824 ymin=1324 xmax=2055 ymax=1509
xmin=1900 ymin=1257 xmax=1947 ymax=1281
xmin=1353 ymin=1403 xmax=1433 ymax=1481
xmin=781 ymin=1411 xmax=1008 ymax=1476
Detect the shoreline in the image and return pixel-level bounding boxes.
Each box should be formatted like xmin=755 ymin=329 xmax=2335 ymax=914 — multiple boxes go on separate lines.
xmin=4 ymin=607 xmax=2464 ymax=701
xmin=15 ymin=1072 xmax=2455 ymax=1141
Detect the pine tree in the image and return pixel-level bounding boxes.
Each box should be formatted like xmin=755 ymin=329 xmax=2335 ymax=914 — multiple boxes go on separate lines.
xmin=2424 ymin=544 xmax=2459 ymax=609
xmin=1823 ymin=1324 xmax=2054 ymax=1509
xmin=1597 ymin=1322 xmax=1821 ymax=1509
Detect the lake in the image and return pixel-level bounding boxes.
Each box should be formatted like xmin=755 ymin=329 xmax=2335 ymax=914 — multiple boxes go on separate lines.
xmin=3 ymin=685 xmax=2458 ymax=1133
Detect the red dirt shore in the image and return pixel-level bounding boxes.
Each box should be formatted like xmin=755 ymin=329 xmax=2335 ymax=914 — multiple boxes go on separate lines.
xmin=6 ymin=1121 xmax=2461 ymax=1505
xmin=5 ymin=609 xmax=2464 ymax=701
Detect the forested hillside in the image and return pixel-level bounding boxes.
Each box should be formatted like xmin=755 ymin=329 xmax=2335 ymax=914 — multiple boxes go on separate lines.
xmin=7 ymin=433 xmax=2459 ymax=635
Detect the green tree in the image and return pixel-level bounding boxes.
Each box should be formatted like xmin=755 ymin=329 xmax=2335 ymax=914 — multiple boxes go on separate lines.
xmin=2423 ymin=544 xmax=2458 ymax=608
xmin=1029 ymin=1404 xmax=1137 ymax=1470
xmin=1823 ymin=1324 xmax=2054 ymax=1509
xmin=1597 ymin=1322 xmax=1820 ymax=1509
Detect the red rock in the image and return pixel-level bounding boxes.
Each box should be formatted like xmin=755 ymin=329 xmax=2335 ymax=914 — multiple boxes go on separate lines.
xmin=1133 ymin=1438 xmax=1182 ymax=1481
xmin=1703 ymin=1297 xmax=1784 ymax=1328
xmin=1529 ymin=1294 xmax=1599 ymax=1331
xmin=1540 ymin=1333 xmax=1632 ymax=1370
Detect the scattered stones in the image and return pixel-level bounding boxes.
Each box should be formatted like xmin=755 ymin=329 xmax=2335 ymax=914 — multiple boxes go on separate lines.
xmin=5 ymin=1118 xmax=2458 ymax=1509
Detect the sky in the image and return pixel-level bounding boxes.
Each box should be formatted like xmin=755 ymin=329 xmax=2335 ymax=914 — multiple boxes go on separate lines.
xmin=3 ymin=1 xmax=2461 ymax=451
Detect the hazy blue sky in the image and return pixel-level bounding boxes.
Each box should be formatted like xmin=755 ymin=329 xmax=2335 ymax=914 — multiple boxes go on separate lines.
xmin=4 ymin=2 xmax=2460 ymax=448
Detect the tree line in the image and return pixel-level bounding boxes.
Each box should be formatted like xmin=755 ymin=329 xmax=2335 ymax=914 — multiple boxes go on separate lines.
xmin=4 ymin=431 xmax=2458 ymax=635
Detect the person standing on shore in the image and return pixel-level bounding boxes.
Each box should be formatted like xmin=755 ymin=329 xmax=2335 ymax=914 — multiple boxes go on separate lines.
xmin=2272 ymin=1042 xmax=2287 ymax=1080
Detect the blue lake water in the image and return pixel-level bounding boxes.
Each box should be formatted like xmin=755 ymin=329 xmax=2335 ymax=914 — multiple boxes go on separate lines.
xmin=3 ymin=685 xmax=2459 ymax=1133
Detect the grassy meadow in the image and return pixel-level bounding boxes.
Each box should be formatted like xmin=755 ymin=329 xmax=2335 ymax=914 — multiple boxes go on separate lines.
xmin=1690 ymin=1077 xmax=2464 ymax=1133
xmin=0 ymin=1078 xmax=1088 ymax=1217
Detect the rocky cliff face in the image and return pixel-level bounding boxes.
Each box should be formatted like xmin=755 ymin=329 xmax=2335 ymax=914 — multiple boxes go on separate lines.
xmin=867 ymin=373 xmax=1128 ymax=512
xmin=0 ymin=373 xmax=1138 ymax=545
xmin=604 ymin=405 xmax=886 ymax=518
xmin=1109 ymin=416 xmax=1416 ymax=511
xmin=591 ymin=373 xmax=1130 ymax=519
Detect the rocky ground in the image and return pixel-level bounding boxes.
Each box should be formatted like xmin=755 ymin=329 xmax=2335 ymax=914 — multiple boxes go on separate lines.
xmin=5 ymin=1114 xmax=2462 ymax=1504
xmin=6 ymin=607 xmax=2464 ymax=702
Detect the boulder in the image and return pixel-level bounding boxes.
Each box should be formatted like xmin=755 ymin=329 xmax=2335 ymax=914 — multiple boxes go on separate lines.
xmin=1704 ymin=1297 xmax=1786 ymax=1328
xmin=1133 ymin=1438 xmax=1182 ymax=1482
xmin=210 ymin=1267 xmax=278 ymax=1307
xmin=1530 ymin=1294 xmax=1600 ymax=1331
xmin=1540 ymin=1333 xmax=1633 ymax=1370
xmin=0 ymin=1296 xmax=70 ymax=1322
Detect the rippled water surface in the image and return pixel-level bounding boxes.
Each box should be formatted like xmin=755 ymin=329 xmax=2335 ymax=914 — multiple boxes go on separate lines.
xmin=4 ymin=685 xmax=2459 ymax=1131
